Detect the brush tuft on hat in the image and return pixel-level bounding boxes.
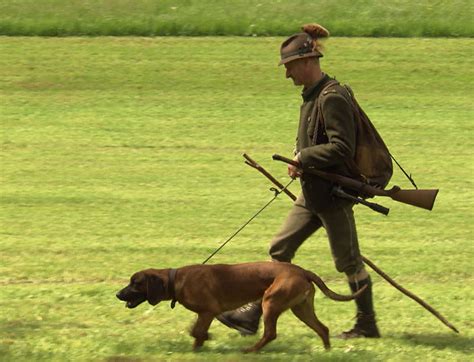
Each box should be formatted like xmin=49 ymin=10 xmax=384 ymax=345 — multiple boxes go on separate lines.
xmin=302 ymin=24 xmax=330 ymax=39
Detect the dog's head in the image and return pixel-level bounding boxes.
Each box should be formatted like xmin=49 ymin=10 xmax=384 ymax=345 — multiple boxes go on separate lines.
xmin=116 ymin=269 xmax=166 ymax=308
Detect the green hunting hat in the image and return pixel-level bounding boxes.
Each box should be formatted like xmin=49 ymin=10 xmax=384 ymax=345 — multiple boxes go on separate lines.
xmin=279 ymin=24 xmax=329 ymax=66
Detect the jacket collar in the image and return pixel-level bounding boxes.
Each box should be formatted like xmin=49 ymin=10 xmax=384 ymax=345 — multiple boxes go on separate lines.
xmin=302 ymin=73 xmax=331 ymax=102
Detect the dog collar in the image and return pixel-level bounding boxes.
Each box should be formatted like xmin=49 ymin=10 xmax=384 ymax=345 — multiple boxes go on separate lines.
xmin=168 ymin=268 xmax=178 ymax=309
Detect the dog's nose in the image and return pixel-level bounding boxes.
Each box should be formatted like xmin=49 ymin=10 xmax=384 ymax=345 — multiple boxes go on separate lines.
xmin=116 ymin=291 xmax=122 ymax=300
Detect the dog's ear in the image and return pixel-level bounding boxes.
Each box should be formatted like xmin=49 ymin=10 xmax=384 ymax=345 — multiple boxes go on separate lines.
xmin=146 ymin=274 xmax=165 ymax=305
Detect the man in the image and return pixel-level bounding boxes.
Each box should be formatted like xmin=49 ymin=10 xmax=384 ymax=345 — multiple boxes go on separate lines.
xmin=217 ymin=24 xmax=380 ymax=339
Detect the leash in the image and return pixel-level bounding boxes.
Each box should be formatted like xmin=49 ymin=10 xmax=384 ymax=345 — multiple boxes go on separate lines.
xmin=201 ymin=178 xmax=295 ymax=264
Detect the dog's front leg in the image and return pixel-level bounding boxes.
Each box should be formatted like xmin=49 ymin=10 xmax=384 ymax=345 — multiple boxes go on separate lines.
xmin=190 ymin=312 xmax=214 ymax=350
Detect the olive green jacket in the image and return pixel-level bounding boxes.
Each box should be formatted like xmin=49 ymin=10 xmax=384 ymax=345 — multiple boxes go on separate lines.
xmin=296 ymin=74 xmax=356 ymax=211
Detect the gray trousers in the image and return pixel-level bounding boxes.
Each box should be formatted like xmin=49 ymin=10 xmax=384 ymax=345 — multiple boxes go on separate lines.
xmin=269 ymin=193 xmax=363 ymax=276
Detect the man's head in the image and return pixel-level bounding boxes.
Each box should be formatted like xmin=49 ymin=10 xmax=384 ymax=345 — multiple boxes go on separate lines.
xmin=284 ymin=57 xmax=319 ymax=86
xmin=279 ymin=24 xmax=329 ymax=87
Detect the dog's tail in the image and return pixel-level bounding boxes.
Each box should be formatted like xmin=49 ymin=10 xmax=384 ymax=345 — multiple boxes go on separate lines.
xmin=305 ymin=270 xmax=367 ymax=301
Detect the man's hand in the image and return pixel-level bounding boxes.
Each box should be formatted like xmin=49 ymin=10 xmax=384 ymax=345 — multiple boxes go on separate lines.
xmin=288 ymin=154 xmax=302 ymax=178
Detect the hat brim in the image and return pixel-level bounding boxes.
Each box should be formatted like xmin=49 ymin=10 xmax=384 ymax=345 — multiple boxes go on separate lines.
xmin=278 ymin=51 xmax=321 ymax=66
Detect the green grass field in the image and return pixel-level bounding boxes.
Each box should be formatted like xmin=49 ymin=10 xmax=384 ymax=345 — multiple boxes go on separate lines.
xmin=1 ymin=36 xmax=473 ymax=360
xmin=0 ymin=0 xmax=473 ymax=37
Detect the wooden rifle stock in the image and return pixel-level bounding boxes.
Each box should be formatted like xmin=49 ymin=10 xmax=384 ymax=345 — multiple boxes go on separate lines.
xmin=272 ymin=154 xmax=438 ymax=211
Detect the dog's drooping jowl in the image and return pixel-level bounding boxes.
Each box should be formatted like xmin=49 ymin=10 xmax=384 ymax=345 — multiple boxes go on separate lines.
xmin=116 ymin=261 xmax=366 ymax=352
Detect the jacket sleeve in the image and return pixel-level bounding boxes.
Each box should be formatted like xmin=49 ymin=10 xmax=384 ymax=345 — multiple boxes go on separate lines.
xmin=298 ymin=92 xmax=356 ymax=169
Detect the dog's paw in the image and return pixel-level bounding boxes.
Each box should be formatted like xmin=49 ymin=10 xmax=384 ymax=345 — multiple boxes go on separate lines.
xmin=192 ymin=343 xmax=203 ymax=352
xmin=192 ymin=338 xmax=206 ymax=351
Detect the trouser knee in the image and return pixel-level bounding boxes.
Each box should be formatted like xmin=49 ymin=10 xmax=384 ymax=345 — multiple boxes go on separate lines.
xmin=268 ymin=197 xmax=321 ymax=263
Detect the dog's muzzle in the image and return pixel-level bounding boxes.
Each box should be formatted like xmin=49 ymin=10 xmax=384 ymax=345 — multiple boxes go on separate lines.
xmin=116 ymin=288 xmax=146 ymax=308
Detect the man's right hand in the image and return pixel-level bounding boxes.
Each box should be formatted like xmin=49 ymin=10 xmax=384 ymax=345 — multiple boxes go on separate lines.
xmin=288 ymin=154 xmax=302 ymax=178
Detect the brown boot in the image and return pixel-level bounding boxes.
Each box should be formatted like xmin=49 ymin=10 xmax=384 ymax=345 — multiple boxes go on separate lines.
xmin=338 ymin=276 xmax=381 ymax=339
xmin=216 ymin=302 xmax=262 ymax=336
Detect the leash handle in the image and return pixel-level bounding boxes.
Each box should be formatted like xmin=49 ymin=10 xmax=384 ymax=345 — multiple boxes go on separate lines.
xmin=244 ymin=153 xmax=297 ymax=201
xmin=272 ymin=154 xmax=299 ymax=167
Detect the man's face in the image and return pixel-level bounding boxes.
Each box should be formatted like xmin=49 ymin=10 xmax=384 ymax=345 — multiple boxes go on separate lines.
xmin=284 ymin=58 xmax=309 ymax=86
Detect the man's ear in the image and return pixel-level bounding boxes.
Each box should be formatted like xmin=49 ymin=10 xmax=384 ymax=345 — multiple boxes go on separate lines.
xmin=146 ymin=274 xmax=165 ymax=305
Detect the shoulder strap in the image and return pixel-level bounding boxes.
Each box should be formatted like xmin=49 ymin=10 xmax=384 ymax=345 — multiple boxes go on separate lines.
xmin=315 ymin=80 xmax=351 ymax=120
xmin=314 ymin=81 xmax=366 ymax=181
xmin=310 ymin=80 xmax=340 ymax=117
xmin=311 ymin=80 xmax=340 ymax=145
xmin=339 ymin=85 xmax=367 ymax=179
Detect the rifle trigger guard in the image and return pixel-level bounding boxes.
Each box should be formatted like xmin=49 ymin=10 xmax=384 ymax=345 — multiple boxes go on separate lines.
xmin=269 ymin=187 xmax=280 ymax=197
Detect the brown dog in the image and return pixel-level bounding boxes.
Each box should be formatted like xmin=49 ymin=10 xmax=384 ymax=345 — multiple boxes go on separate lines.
xmin=116 ymin=262 xmax=365 ymax=352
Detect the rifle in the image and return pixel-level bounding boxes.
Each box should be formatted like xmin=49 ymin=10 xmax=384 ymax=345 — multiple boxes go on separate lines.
xmin=243 ymin=153 xmax=458 ymax=334
xmin=272 ymin=154 xmax=439 ymax=211
xmin=244 ymin=154 xmax=390 ymax=215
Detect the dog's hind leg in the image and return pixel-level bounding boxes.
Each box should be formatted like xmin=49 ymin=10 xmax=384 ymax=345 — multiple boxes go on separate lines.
xmin=190 ymin=312 xmax=214 ymax=350
xmin=291 ymin=287 xmax=330 ymax=350
xmin=243 ymin=302 xmax=280 ymax=353
xmin=243 ymin=282 xmax=289 ymax=353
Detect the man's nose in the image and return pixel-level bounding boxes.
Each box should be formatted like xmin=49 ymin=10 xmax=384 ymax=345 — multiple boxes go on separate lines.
xmin=286 ymin=69 xmax=291 ymax=78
